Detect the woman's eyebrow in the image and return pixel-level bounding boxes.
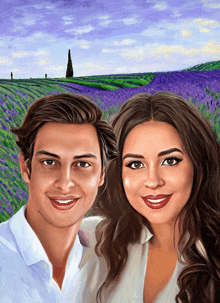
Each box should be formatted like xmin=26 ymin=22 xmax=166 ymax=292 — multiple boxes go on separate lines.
xmin=123 ymin=154 xmax=144 ymax=161
xmin=158 ymin=148 xmax=183 ymax=157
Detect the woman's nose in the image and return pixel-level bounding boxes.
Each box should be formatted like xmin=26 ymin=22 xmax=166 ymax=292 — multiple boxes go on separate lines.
xmin=144 ymin=165 xmax=164 ymax=189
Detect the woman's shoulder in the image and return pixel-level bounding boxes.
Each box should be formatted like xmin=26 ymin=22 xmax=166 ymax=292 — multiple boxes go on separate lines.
xmin=78 ymin=215 xmax=104 ymax=247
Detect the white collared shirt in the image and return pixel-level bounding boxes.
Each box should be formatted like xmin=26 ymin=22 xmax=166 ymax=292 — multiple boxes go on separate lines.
xmin=79 ymin=216 xmax=185 ymax=303
xmin=0 ymin=205 xmax=93 ymax=303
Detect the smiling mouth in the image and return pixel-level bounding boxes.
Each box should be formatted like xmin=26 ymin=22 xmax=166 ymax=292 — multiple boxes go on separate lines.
xmin=49 ymin=197 xmax=79 ymax=211
xmin=142 ymin=194 xmax=173 ymax=210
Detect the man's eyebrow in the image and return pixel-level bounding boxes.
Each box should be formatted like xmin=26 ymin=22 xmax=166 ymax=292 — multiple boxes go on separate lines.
xmin=123 ymin=154 xmax=145 ymax=161
xmin=35 ymin=150 xmax=97 ymax=160
xmin=36 ymin=150 xmax=60 ymax=158
xmin=158 ymin=148 xmax=183 ymax=157
xmin=73 ymin=153 xmax=97 ymax=160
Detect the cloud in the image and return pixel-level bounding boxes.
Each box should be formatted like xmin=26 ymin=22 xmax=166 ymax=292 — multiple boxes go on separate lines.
xmin=181 ymin=30 xmax=192 ymax=37
xmin=0 ymin=56 xmax=12 ymax=66
xmin=152 ymin=40 xmax=220 ymax=57
xmin=63 ymin=16 xmax=74 ymax=21
xmin=200 ymin=39 xmax=220 ymax=55
xmin=121 ymin=46 xmax=147 ymax=61
xmin=65 ymin=25 xmax=94 ymax=35
xmin=99 ymin=20 xmax=112 ymax=26
xmin=77 ymin=39 xmax=90 ymax=49
xmin=39 ymin=60 xmax=47 ymax=65
xmin=200 ymin=28 xmax=210 ymax=32
xmin=202 ymin=1 xmax=220 ymax=8
xmin=102 ymin=48 xmax=116 ymax=53
xmin=26 ymin=32 xmax=44 ymax=41
xmin=12 ymin=50 xmax=50 ymax=58
xmin=98 ymin=15 xmax=112 ymax=26
xmin=63 ymin=16 xmax=74 ymax=25
xmin=0 ymin=40 xmax=5 ymax=47
xmin=122 ymin=15 xmax=140 ymax=25
xmin=24 ymin=19 xmax=36 ymax=26
xmin=26 ymin=32 xmax=57 ymax=43
xmin=153 ymin=2 xmax=168 ymax=10
xmin=141 ymin=27 xmax=166 ymax=37
xmin=195 ymin=18 xmax=219 ymax=28
xmin=13 ymin=51 xmax=30 ymax=58
xmin=46 ymin=65 xmax=64 ymax=71
xmin=98 ymin=15 xmax=110 ymax=20
xmin=113 ymin=39 xmax=136 ymax=46
xmin=121 ymin=39 xmax=220 ymax=63
xmin=152 ymin=45 xmax=185 ymax=56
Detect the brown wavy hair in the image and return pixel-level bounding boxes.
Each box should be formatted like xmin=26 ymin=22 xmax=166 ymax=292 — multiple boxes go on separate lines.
xmin=91 ymin=92 xmax=220 ymax=302
xmin=11 ymin=93 xmax=118 ymax=176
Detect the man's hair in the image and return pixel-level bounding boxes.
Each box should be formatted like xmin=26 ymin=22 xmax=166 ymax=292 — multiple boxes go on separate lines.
xmin=11 ymin=93 xmax=117 ymax=174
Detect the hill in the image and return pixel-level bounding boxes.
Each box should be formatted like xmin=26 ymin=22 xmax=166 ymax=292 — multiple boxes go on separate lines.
xmin=182 ymin=60 xmax=220 ymax=72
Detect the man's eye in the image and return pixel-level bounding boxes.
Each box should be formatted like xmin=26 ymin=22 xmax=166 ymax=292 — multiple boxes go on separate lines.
xmin=77 ymin=161 xmax=90 ymax=168
xmin=43 ymin=160 xmax=56 ymax=166
xmin=125 ymin=161 xmax=145 ymax=169
xmin=162 ymin=157 xmax=182 ymax=166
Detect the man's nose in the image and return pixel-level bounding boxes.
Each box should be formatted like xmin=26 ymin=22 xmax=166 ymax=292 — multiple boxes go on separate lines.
xmin=54 ymin=166 xmax=76 ymax=192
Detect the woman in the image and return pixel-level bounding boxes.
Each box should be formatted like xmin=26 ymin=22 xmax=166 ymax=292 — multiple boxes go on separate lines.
xmin=81 ymin=91 xmax=220 ymax=303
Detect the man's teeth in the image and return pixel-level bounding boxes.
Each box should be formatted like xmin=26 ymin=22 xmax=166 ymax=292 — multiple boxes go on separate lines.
xmin=53 ymin=199 xmax=76 ymax=204
xmin=147 ymin=197 xmax=166 ymax=203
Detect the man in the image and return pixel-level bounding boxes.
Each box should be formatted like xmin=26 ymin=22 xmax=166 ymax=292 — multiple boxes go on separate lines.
xmin=0 ymin=94 xmax=117 ymax=302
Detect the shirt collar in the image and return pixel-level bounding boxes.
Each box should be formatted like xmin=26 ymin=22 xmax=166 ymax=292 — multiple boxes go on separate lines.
xmin=139 ymin=224 xmax=153 ymax=244
xmin=9 ymin=205 xmax=89 ymax=269
xmin=9 ymin=205 xmax=51 ymax=266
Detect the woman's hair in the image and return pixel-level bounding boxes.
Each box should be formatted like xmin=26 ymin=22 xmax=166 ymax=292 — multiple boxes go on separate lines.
xmin=11 ymin=93 xmax=118 ymax=175
xmin=92 ymin=91 xmax=220 ymax=302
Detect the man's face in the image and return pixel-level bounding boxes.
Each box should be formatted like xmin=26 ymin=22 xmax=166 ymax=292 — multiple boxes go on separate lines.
xmin=19 ymin=122 xmax=104 ymax=229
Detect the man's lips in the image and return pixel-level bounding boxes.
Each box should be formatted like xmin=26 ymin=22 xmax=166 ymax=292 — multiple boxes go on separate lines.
xmin=49 ymin=196 xmax=80 ymax=211
xmin=142 ymin=194 xmax=173 ymax=210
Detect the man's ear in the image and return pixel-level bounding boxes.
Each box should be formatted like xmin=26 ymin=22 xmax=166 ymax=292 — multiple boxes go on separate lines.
xmin=98 ymin=169 xmax=105 ymax=186
xmin=18 ymin=154 xmax=30 ymax=183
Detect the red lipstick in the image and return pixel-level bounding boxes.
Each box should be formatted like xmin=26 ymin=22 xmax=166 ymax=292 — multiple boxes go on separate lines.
xmin=142 ymin=194 xmax=173 ymax=210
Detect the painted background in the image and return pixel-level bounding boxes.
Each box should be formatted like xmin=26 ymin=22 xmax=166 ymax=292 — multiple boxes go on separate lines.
xmin=0 ymin=0 xmax=220 ymax=220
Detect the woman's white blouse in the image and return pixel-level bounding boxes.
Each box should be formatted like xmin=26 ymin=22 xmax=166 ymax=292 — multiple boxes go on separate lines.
xmin=79 ymin=216 xmax=184 ymax=303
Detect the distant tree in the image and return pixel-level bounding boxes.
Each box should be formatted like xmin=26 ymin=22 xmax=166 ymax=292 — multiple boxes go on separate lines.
xmin=66 ymin=49 xmax=74 ymax=77
xmin=11 ymin=72 xmax=13 ymax=80
xmin=45 ymin=73 xmax=47 ymax=78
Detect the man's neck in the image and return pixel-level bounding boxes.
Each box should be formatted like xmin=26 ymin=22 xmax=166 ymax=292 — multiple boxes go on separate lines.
xmin=25 ymin=208 xmax=82 ymax=289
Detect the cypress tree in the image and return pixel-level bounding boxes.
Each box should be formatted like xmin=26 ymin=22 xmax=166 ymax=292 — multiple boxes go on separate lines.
xmin=66 ymin=49 xmax=74 ymax=77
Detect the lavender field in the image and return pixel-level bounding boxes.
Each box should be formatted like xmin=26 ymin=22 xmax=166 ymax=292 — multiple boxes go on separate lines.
xmin=0 ymin=69 xmax=220 ymax=222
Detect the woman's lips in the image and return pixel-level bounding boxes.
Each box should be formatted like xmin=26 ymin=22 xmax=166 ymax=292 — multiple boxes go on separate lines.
xmin=142 ymin=194 xmax=173 ymax=210
xmin=49 ymin=197 xmax=79 ymax=211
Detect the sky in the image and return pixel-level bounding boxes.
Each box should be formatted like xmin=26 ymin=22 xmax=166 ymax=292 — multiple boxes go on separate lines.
xmin=0 ymin=0 xmax=220 ymax=79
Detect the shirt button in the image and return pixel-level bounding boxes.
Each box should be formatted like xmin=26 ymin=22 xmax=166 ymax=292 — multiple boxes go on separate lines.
xmin=44 ymin=264 xmax=48 ymax=269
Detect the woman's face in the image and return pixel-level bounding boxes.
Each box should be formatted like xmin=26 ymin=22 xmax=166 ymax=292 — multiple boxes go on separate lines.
xmin=122 ymin=120 xmax=194 ymax=228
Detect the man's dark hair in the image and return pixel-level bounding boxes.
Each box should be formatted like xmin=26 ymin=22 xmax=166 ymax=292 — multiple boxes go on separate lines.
xmin=11 ymin=93 xmax=117 ymax=175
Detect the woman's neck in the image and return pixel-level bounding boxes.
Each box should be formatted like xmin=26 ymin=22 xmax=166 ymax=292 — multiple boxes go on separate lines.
xmin=150 ymin=221 xmax=179 ymax=252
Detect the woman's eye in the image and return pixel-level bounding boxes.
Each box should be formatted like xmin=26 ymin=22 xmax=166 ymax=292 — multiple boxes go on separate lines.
xmin=43 ymin=159 xmax=56 ymax=166
xmin=77 ymin=161 xmax=90 ymax=168
xmin=126 ymin=161 xmax=145 ymax=169
xmin=162 ymin=157 xmax=182 ymax=166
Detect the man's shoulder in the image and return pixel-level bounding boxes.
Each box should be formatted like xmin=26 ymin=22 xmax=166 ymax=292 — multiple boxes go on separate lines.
xmin=0 ymin=217 xmax=19 ymax=255
xmin=79 ymin=216 xmax=103 ymax=247
xmin=0 ymin=207 xmax=26 ymax=252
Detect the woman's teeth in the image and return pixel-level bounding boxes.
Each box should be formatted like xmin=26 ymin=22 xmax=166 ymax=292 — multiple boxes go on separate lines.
xmin=147 ymin=197 xmax=167 ymax=203
xmin=53 ymin=199 xmax=76 ymax=204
